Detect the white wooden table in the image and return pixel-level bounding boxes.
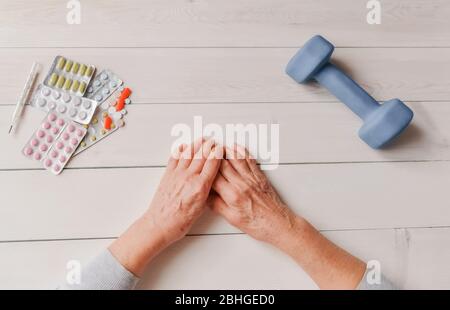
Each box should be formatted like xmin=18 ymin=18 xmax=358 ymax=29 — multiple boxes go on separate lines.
xmin=1 ymin=0 xmax=449 ymax=289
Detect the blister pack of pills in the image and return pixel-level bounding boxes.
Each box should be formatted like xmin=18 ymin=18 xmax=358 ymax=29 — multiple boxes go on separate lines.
xmin=44 ymin=56 xmax=95 ymax=96
xmin=22 ymin=112 xmax=68 ymax=162
xmin=30 ymin=84 xmax=98 ymax=125
xmin=74 ymin=87 xmax=132 ymax=155
xmin=85 ymin=69 xmax=123 ymax=104
xmin=44 ymin=121 xmax=87 ymax=175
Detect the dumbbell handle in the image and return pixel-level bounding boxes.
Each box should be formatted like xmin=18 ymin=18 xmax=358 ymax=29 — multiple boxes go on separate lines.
xmin=314 ymin=63 xmax=379 ymax=120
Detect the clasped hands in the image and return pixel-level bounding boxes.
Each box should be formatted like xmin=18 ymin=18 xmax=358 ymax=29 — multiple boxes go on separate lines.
xmin=146 ymin=137 xmax=295 ymax=248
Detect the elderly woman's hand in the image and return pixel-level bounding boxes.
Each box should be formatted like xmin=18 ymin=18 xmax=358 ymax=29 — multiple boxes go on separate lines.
xmin=145 ymin=138 xmax=223 ymax=245
xmin=110 ymin=138 xmax=223 ymax=276
xmin=208 ymin=144 xmax=295 ymax=245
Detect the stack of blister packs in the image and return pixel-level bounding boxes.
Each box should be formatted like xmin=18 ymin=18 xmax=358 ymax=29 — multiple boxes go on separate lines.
xmin=22 ymin=56 xmax=133 ymax=175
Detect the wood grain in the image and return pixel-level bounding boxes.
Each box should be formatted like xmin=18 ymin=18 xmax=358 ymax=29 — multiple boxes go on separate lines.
xmin=1 ymin=101 xmax=450 ymax=169
xmin=1 ymin=0 xmax=449 ymax=47
xmin=1 ymin=227 xmax=449 ymax=289
xmin=0 ymin=48 xmax=449 ymax=105
xmin=0 ymin=161 xmax=449 ymax=241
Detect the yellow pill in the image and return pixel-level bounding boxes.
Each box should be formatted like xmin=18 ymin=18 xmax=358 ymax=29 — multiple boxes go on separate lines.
xmin=79 ymin=82 xmax=87 ymax=93
xmin=85 ymin=66 xmax=94 ymax=77
xmin=101 ymin=129 xmax=107 ymax=135
xmin=90 ymin=136 xmax=97 ymax=142
xmin=48 ymin=73 xmax=58 ymax=86
xmin=92 ymin=117 xmax=98 ymax=124
xmin=71 ymin=80 xmax=80 ymax=92
xmin=56 ymin=76 xmax=66 ymax=88
xmin=79 ymin=64 xmax=87 ymax=76
xmin=81 ymin=141 xmax=86 ymax=147
xmin=64 ymin=60 xmax=73 ymax=72
xmin=111 ymin=123 xmax=116 ymax=129
xmin=63 ymin=79 xmax=72 ymax=90
xmin=72 ymin=63 xmax=80 ymax=74
xmin=57 ymin=57 xmax=66 ymax=70
xmin=102 ymin=111 xmax=108 ymax=118
xmin=83 ymin=124 xmax=89 ymax=129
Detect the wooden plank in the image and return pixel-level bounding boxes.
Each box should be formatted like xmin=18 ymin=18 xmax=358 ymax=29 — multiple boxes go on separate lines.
xmin=0 ymin=161 xmax=449 ymax=241
xmin=1 ymin=101 xmax=450 ymax=170
xmin=1 ymin=0 xmax=449 ymax=47
xmin=1 ymin=228 xmax=449 ymax=289
xmin=0 ymin=48 xmax=449 ymax=105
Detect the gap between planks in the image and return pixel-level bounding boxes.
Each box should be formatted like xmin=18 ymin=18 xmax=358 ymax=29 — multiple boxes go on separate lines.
xmin=2 ymin=225 xmax=449 ymax=244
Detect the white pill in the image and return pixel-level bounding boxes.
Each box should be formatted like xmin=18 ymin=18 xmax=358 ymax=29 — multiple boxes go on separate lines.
xmin=94 ymin=94 xmax=103 ymax=102
xmin=109 ymin=81 xmax=117 ymax=88
xmin=63 ymin=94 xmax=71 ymax=103
xmin=102 ymin=88 xmax=110 ymax=95
xmin=112 ymin=112 xmax=122 ymax=121
xmin=48 ymin=102 xmax=57 ymax=110
xmin=79 ymin=111 xmax=87 ymax=120
xmin=83 ymin=101 xmax=92 ymax=109
xmin=37 ymin=98 xmax=47 ymax=107
xmin=87 ymin=87 xmax=94 ymax=93
xmin=101 ymin=101 xmax=109 ymax=110
xmin=120 ymin=109 xmax=127 ymax=115
xmin=94 ymin=80 xmax=101 ymax=87
xmin=73 ymin=97 xmax=82 ymax=106
xmin=57 ymin=105 xmax=67 ymax=114
xmin=108 ymin=107 xmax=115 ymax=114
xmin=69 ymin=108 xmax=78 ymax=117
xmin=100 ymin=73 xmax=108 ymax=80
xmin=125 ymin=98 xmax=131 ymax=104
xmin=52 ymin=91 xmax=61 ymax=99
xmin=42 ymin=88 xmax=51 ymax=96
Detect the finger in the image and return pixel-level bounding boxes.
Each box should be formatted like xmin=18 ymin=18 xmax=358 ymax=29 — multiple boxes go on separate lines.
xmin=167 ymin=143 xmax=186 ymax=170
xmin=225 ymin=145 xmax=252 ymax=177
xmin=189 ymin=138 xmax=215 ymax=173
xmin=219 ymin=158 xmax=247 ymax=188
xmin=212 ymin=172 xmax=243 ymax=207
xmin=234 ymin=144 xmax=266 ymax=181
xmin=200 ymin=145 xmax=224 ymax=185
xmin=207 ymin=193 xmax=232 ymax=218
xmin=177 ymin=137 xmax=205 ymax=169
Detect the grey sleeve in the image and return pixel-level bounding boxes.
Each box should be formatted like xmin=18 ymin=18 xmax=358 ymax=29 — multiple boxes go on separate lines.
xmin=357 ymin=269 xmax=397 ymax=290
xmin=58 ymin=249 xmax=140 ymax=290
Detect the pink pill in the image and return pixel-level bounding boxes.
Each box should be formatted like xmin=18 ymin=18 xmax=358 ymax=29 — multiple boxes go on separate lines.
xmin=42 ymin=122 xmax=51 ymax=130
xmin=34 ymin=152 xmax=41 ymax=160
xmin=51 ymin=150 xmax=58 ymax=158
xmin=68 ymin=124 xmax=75 ymax=132
xmin=48 ymin=113 xmax=57 ymax=122
xmin=71 ymin=138 xmax=78 ymax=146
xmin=44 ymin=159 xmax=52 ymax=167
xmin=24 ymin=147 xmax=33 ymax=156
xmin=36 ymin=130 xmax=45 ymax=138
xmin=57 ymin=119 xmax=65 ymax=127
xmin=53 ymin=164 xmax=61 ymax=173
xmin=52 ymin=127 xmax=59 ymax=135
xmin=65 ymin=146 xmax=73 ymax=154
xmin=40 ymin=144 xmax=48 ymax=152
xmin=56 ymin=141 xmax=64 ymax=149
xmin=62 ymin=132 xmax=70 ymax=140
xmin=30 ymin=139 xmax=39 ymax=147
xmin=59 ymin=155 xmax=67 ymax=163
xmin=76 ymin=129 xmax=84 ymax=137
xmin=46 ymin=135 xmax=54 ymax=143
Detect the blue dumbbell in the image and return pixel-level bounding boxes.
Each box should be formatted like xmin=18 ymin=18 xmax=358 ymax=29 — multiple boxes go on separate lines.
xmin=285 ymin=35 xmax=413 ymax=149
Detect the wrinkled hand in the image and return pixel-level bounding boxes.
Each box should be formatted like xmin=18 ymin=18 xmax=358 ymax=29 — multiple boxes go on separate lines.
xmin=208 ymin=145 xmax=294 ymax=244
xmin=145 ymin=138 xmax=223 ymax=245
